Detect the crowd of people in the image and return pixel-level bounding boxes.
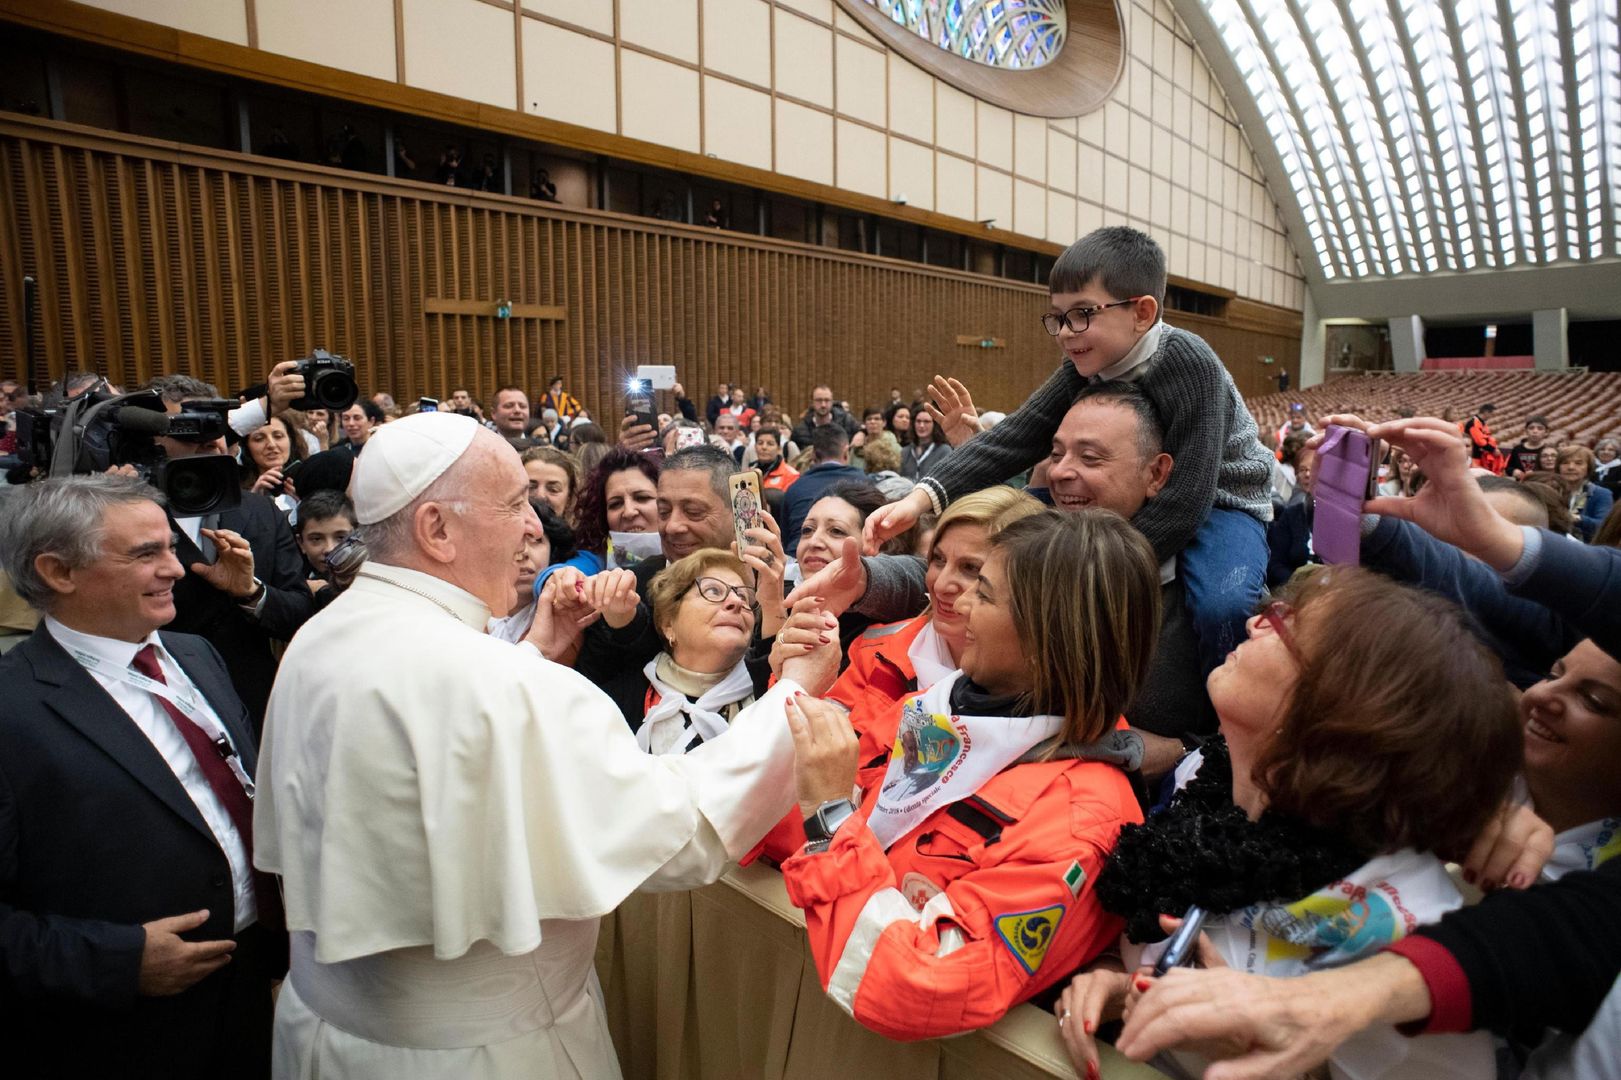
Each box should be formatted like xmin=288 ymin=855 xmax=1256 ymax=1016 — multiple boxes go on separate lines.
xmin=0 ymin=225 xmax=1618 ymax=1080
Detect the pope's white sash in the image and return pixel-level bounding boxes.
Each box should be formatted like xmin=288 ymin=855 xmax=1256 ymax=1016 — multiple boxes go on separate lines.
xmin=868 ymin=671 xmax=1062 ymax=851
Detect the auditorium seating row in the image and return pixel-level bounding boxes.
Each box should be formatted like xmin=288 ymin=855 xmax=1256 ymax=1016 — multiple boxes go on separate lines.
xmin=1247 ymin=370 xmax=1621 ymax=448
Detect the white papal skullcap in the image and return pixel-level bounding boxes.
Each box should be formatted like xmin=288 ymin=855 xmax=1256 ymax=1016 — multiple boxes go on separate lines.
xmin=350 ymin=411 xmax=479 ymax=524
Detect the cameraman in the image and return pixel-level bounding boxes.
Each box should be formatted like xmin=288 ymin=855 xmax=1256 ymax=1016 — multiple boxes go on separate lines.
xmin=147 ymin=376 xmax=314 ymax=734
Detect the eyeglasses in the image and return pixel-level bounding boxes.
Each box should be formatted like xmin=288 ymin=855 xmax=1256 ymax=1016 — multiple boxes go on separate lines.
xmin=693 ymin=576 xmax=757 ymax=608
xmin=1040 ymin=299 xmax=1140 ymax=336
xmin=1257 ymin=600 xmax=1302 ymax=664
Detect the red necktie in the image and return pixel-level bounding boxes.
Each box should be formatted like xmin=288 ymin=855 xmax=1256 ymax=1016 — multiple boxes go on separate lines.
xmin=131 ymin=644 xmax=284 ymax=930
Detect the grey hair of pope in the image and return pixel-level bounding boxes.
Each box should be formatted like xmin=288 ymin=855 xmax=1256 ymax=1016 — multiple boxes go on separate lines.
xmin=0 ymin=474 xmax=166 ymax=611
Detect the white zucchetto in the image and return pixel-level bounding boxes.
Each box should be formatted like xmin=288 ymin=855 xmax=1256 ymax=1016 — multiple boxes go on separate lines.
xmin=349 ymin=411 xmax=479 ymax=524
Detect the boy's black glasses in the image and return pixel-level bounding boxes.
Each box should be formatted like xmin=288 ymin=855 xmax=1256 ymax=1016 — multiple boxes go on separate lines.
xmin=1040 ymin=298 xmax=1139 ymax=336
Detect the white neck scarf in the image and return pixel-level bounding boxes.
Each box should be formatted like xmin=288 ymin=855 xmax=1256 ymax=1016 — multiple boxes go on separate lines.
xmin=638 ymin=654 xmax=755 ymax=755
xmin=869 ymin=671 xmax=1063 ymax=850
xmin=906 ymin=618 xmax=956 ymax=692
xmin=1544 ymin=817 xmax=1621 ymax=882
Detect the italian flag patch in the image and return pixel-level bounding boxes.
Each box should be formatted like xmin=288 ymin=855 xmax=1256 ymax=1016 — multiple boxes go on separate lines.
xmin=1063 ymin=860 xmax=1086 ymax=897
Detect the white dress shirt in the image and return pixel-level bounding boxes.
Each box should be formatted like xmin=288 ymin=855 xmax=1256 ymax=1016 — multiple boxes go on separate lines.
xmin=45 ymin=616 xmax=257 ymax=931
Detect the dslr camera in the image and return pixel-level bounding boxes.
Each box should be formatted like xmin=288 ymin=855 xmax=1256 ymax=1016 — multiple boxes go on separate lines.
xmin=242 ymin=348 xmax=359 ymax=413
xmin=290 ymin=348 xmax=359 ymax=411
xmin=15 ymin=387 xmax=242 ymax=516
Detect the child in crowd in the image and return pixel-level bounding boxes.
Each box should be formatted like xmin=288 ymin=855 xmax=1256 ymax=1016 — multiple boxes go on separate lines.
xmin=293 ymin=489 xmax=357 ymax=587
xmin=866 ymin=226 xmax=1274 ymax=667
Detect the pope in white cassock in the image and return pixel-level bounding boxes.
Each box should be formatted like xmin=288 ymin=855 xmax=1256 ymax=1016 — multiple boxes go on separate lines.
xmin=253 ymin=412 xmax=836 ymax=1078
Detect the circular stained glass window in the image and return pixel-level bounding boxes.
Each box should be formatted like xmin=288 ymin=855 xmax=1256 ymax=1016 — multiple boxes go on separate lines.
xmin=836 ymin=0 xmax=1122 ymax=118
xmin=864 ymin=1 xmax=1069 ymax=70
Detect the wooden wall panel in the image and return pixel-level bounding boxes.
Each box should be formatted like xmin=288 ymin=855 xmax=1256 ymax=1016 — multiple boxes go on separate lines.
xmin=0 ymin=115 xmax=1302 ymax=419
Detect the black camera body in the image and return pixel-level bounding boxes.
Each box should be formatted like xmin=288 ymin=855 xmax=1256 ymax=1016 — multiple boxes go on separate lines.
xmin=290 ymin=349 xmax=359 ymax=412
xmin=162 ymin=399 xmax=236 ymax=443
xmin=15 ymin=389 xmax=242 ymax=517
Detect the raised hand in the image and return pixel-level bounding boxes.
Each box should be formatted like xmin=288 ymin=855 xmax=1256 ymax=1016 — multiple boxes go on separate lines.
xmin=1317 ymin=414 xmax=1525 ymax=571
xmin=265 ymin=360 xmax=306 ymax=417
xmin=581 ymin=568 xmax=641 ymax=630
xmin=737 ymin=513 xmax=789 ymax=637
xmin=523 ymin=570 xmax=600 ymax=662
xmin=783 ymin=537 xmax=866 ymax=615
xmin=785 ymin=692 xmax=859 ymax=817
xmin=924 ymin=375 xmax=980 ymax=447
xmin=862 ymin=488 xmax=932 ymax=553
xmin=618 ymin=412 xmax=657 ymax=452
xmin=771 ymin=596 xmax=839 ymax=689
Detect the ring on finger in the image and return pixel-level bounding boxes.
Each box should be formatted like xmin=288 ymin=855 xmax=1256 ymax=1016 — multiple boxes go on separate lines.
xmin=1058 ymin=1009 xmax=1070 ymax=1027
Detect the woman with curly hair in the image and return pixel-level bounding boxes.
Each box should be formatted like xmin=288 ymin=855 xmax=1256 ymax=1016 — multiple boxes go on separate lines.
xmin=571 ymin=446 xmax=661 ymax=574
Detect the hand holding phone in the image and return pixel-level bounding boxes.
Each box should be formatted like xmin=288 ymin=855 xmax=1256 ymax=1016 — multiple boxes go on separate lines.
xmin=624 ymin=377 xmax=655 ymax=431
xmin=1151 ymin=905 xmax=1208 ymax=976
xmin=727 ymin=471 xmax=764 ymax=578
xmin=1311 ymin=424 xmax=1378 ymax=565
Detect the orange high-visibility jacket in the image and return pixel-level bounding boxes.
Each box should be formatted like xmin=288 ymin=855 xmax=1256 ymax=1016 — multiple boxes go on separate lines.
xmin=748 ymin=616 xmax=932 ymax=866
xmin=779 ymin=730 xmax=1141 ymax=1041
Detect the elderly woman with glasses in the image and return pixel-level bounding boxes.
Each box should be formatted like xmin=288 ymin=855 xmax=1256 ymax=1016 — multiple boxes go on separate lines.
xmin=1054 ymin=567 xmax=1522 ymax=1080
xmin=571 ymin=550 xmax=830 ymax=754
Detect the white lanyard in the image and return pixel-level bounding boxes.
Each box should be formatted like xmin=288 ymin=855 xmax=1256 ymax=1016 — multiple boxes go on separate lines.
xmin=70 ymin=646 xmax=255 ymax=798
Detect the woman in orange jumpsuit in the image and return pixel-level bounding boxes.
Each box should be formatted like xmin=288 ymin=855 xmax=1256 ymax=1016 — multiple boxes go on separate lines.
xmin=751 ymin=486 xmax=1043 ymax=863
xmin=777 ymin=509 xmax=1158 ymax=1040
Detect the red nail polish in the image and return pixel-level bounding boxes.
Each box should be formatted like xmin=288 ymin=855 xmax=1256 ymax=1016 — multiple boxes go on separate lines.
xmin=1087 ymin=1063 xmax=1099 ymax=1080
xmin=1083 ymin=1019 xmax=1094 ymax=1034
xmin=1508 ymin=871 xmax=1530 ymax=889
xmin=1134 ymin=976 xmax=1152 ymax=992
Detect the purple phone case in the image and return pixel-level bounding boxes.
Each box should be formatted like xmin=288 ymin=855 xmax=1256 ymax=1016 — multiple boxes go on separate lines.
xmin=1311 ymin=426 xmax=1373 ymax=565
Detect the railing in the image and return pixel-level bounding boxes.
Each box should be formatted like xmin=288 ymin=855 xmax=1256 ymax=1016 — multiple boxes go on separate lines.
xmin=594 ymin=862 xmax=1168 ymax=1080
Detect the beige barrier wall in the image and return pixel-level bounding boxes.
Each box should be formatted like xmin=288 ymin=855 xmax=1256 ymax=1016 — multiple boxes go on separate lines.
xmin=594 ymin=862 xmax=1169 ymax=1080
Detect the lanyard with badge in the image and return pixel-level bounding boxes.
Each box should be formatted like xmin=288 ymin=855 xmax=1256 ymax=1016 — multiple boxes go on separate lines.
xmin=70 ymin=647 xmax=256 ymax=799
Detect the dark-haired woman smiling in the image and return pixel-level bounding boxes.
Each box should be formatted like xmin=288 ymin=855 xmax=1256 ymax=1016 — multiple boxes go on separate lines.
xmin=778 ymin=509 xmax=1156 ymax=1040
xmin=1057 ymin=567 xmax=1519 ymax=1080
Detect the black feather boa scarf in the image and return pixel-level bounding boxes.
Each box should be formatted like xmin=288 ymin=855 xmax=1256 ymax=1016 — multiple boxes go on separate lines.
xmin=1096 ymin=736 xmax=1372 ymax=943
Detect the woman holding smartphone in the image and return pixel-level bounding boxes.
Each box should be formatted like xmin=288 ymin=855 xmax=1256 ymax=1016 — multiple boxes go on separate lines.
xmin=776 ymin=510 xmax=1156 ymax=1040
xmin=1056 ymin=567 xmax=1519 ymax=1080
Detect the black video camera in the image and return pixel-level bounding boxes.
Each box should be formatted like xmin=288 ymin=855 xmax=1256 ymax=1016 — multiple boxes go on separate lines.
xmin=240 ymin=348 xmax=359 ymax=414
xmin=14 ymin=389 xmax=242 ymax=517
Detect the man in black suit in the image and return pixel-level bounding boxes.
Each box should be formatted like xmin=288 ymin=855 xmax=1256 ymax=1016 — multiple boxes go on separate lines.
xmin=147 ymin=377 xmax=315 ymax=732
xmin=0 ymin=474 xmax=283 ymax=1078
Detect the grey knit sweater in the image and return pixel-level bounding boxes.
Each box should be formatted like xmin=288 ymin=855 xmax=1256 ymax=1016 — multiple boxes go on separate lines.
xmin=920 ymin=325 xmax=1274 ymax=563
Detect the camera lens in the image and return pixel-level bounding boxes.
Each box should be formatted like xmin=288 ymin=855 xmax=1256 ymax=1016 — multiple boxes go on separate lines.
xmin=314 ymin=369 xmax=359 ymax=411
xmin=166 ymin=461 xmax=212 ymax=515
